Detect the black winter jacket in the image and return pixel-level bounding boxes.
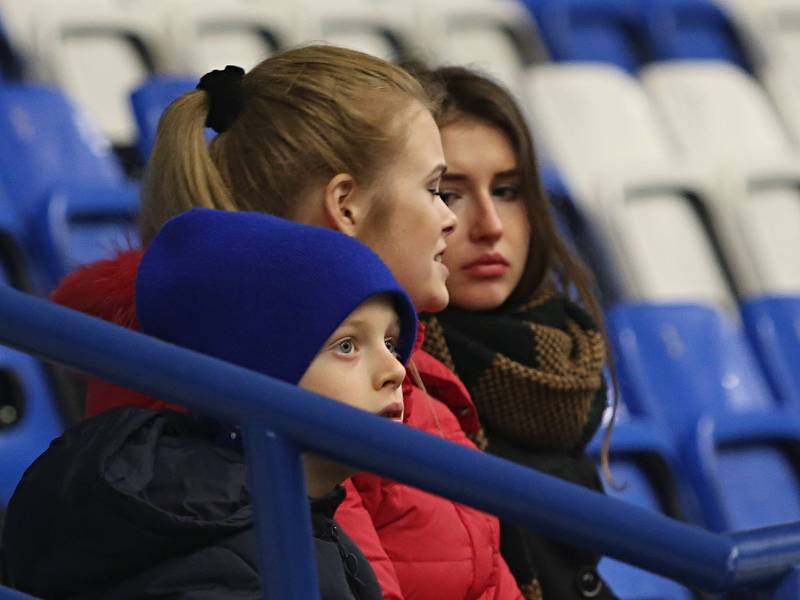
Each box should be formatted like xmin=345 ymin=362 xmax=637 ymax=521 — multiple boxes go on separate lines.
xmin=0 ymin=407 xmax=382 ymax=600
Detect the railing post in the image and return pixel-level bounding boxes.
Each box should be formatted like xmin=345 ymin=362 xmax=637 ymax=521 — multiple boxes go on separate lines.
xmin=244 ymin=426 xmax=320 ymax=600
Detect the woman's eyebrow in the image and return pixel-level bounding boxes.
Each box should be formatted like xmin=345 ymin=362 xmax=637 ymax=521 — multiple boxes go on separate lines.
xmin=494 ymin=168 xmax=521 ymax=179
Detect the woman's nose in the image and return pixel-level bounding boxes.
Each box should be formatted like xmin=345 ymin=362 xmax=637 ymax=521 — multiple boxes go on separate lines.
xmin=469 ymin=196 xmax=503 ymax=242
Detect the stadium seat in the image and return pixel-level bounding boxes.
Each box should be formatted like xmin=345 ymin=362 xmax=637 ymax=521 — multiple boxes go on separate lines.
xmin=29 ymin=182 xmax=139 ymax=286
xmin=18 ymin=0 xmax=160 ymax=147
xmin=526 ymin=64 xmax=735 ymax=308
xmin=130 ymin=76 xmax=197 ymax=160
xmin=524 ymin=0 xmax=647 ymax=74
xmin=718 ymin=0 xmax=800 ymax=148
xmin=299 ymin=0 xmax=411 ymax=61
xmin=719 ymin=0 xmax=800 ymax=69
xmin=524 ymin=64 xmax=674 ymax=204
xmin=642 ymin=61 xmax=800 ymax=297
xmin=638 ymin=0 xmax=751 ymax=70
xmin=742 ymin=296 xmax=800 ymax=411
xmin=0 ymin=345 xmax=64 ymax=507
xmin=587 ymin=400 xmax=696 ymax=599
xmin=155 ymin=0 xmax=299 ymax=76
xmin=609 ymin=302 xmax=800 ymax=531
xmin=0 ymin=84 xmax=138 ymax=287
xmin=408 ymin=0 xmax=547 ymax=103
xmin=0 ymin=84 xmax=126 ymax=219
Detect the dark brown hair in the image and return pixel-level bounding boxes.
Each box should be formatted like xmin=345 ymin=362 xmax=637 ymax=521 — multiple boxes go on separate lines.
xmin=412 ymin=64 xmax=619 ymax=483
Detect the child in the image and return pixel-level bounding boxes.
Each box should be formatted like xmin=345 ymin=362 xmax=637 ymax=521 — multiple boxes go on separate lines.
xmin=2 ymin=208 xmax=419 ymax=600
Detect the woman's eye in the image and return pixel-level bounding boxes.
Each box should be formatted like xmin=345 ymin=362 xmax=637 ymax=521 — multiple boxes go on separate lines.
xmin=434 ymin=190 xmax=457 ymax=205
xmin=493 ymin=185 xmax=519 ymax=201
xmin=336 ymin=339 xmax=355 ymax=354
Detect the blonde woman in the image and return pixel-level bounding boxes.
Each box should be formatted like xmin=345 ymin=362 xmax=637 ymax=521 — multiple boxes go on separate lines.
xmin=49 ymin=47 xmax=523 ymax=600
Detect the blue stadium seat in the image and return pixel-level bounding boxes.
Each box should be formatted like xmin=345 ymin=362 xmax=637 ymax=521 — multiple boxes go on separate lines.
xmin=29 ymin=182 xmax=140 ymax=286
xmin=0 ymin=84 xmax=138 ymax=286
xmin=524 ymin=0 xmax=647 ymax=73
xmin=637 ymin=0 xmax=752 ymax=71
xmin=741 ymin=297 xmax=800 ymax=411
xmin=130 ymin=76 xmax=197 ymax=160
xmin=598 ymin=456 xmax=694 ymax=598
xmin=608 ymin=302 xmax=800 ymax=531
xmin=589 ymin=405 xmax=696 ymax=598
xmin=0 ymin=84 xmax=125 ymax=220
xmin=0 ymin=346 xmax=64 ymax=507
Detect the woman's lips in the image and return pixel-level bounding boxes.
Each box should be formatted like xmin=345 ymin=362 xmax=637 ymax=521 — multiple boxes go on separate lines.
xmin=463 ymin=253 xmax=509 ymax=278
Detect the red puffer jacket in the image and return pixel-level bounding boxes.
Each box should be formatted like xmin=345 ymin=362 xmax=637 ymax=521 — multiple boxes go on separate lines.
xmin=52 ymin=250 xmax=524 ymax=600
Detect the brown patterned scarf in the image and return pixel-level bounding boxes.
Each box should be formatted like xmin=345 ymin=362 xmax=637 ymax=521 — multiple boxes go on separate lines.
xmin=423 ymin=291 xmax=606 ymax=453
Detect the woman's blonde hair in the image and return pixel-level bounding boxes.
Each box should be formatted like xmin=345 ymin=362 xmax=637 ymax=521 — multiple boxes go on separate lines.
xmin=140 ymin=45 xmax=436 ymax=243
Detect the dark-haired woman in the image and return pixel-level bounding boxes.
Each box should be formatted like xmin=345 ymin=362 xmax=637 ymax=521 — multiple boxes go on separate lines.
xmin=412 ymin=65 xmax=618 ymax=600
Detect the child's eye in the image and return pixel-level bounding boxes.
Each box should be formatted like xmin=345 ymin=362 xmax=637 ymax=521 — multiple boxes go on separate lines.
xmin=335 ymin=339 xmax=355 ymax=354
xmin=384 ymin=338 xmax=398 ymax=355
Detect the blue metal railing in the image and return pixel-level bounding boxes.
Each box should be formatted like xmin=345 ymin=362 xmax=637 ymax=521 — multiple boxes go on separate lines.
xmin=1 ymin=284 xmax=800 ymax=598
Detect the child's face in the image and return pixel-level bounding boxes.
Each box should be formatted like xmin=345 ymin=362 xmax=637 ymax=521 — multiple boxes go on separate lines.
xmin=298 ymin=295 xmax=406 ymax=422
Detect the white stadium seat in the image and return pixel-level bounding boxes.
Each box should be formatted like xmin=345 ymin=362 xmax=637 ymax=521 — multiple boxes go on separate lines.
xmin=402 ymin=0 xmax=547 ymax=103
xmin=155 ymin=0 xmax=300 ymax=76
xmin=525 ymin=63 xmax=735 ymax=308
xmin=12 ymin=0 xmax=161 ymax=146
xmin=642 ymin=60 xmax=800 ymax=297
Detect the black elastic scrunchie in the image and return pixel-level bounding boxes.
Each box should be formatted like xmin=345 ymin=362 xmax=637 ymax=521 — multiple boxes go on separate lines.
xmin=196 ymin=65 xmax=245 ymax=134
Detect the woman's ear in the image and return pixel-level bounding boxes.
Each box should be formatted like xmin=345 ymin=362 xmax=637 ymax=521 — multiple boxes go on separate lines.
xmin=322 ymin=173 xmax=363 ymax=236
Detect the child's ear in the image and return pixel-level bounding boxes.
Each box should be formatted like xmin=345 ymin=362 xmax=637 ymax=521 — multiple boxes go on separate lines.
xmin=323 ymin=173 xmax=364 ymax=236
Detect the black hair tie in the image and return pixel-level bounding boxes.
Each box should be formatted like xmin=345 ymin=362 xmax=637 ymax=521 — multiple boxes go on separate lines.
xmin=196 ymin=65 xmax=245 ymax=134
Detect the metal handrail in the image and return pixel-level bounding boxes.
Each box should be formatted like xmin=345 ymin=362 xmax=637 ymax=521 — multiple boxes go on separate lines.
xmin=0 ymin=285 xmax=799 ymax=598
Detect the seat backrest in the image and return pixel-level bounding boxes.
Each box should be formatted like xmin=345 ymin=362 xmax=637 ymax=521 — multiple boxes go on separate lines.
xmin=0 ymin=347 xmax=64 ymax=507
xmin=742 ymin=296 xmax=800 ymax=410
xmin=640 ymin=0 xmax=751 ymax=70
xmin=26 ymin=0 xmax=159 ymax=146
xmin=29 ymin=182 xmax=140 ymax=286
xmin=642 ymin=61 xmax=800 ymax=297
xmin=721 ymin=0 xmax=800 ymax=68
xmin=298 ymin=0 xmax=410 ymax=61
xmin=0 ymin=84 xmax=124 ymax=219
xmin=525 ymin=64 xmax=674 ymax=203
xmin=598 ymin=457 xmax=693 ymax=599
xmin=156 ymin=0 xmax=299 ymax=75
xmin=526 ymin=0 xmax=647 ymax=74
xmin=736 ymin=185 xmax=800 ymax=295
xmin=411 ymin=0 xmax=547 ymax=101
xmin=715 ymin=443 xmax=800 ymax=530
xmin=130 ymin=76 xmax=197 ymax=160
xmin=608 ymin=302 xmax=777 ymax=436
xmin=642 ymin=60 xmax=792 ymax=162
xmin=608 ymin=189 xmax=735 ymax=307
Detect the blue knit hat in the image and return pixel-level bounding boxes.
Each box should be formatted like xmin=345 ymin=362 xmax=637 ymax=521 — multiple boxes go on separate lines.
xmin=136 ymin=208 xmax=417 ymax=385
